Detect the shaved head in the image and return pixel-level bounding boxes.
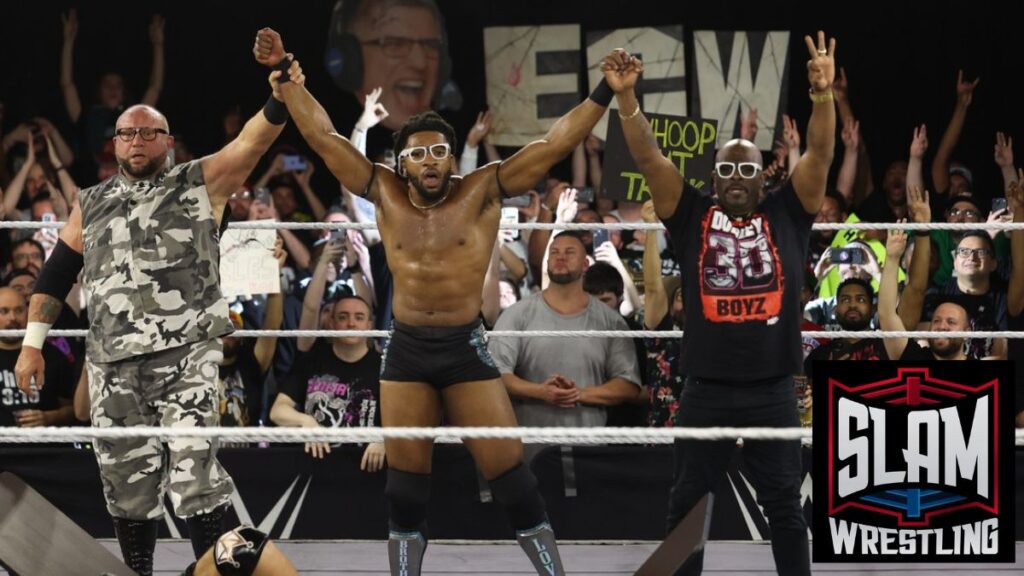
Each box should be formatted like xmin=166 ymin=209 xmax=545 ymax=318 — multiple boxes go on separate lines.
xmin=116 ymin=105 xmax=170 ymax=131
xmin=114 ymin=104 xmax=173 ymax=180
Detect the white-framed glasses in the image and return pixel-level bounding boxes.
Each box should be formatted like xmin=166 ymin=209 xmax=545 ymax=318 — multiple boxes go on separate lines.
xmin=715 ymin=161 xmax=762 ymax=179
xmin=399 ymin=143 xmax=451 ymax=163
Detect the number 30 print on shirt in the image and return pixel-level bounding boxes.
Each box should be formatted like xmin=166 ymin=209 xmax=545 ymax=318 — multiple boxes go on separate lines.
xmin=699 ymin=207 xmax=785 ymax=323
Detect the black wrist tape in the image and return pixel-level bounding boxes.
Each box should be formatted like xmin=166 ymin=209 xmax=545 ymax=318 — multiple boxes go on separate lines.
xmin=34 ymin=239 xmax=83 ymax=301
xmin=262 ymin=95 xmax=289 ymax=125
xmin=589 ymin=78 xmax=613 ymax=107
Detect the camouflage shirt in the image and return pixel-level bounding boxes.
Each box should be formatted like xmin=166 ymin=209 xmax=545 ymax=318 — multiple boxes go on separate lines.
xmin=80 ymin=161 xmax=232 ymax=362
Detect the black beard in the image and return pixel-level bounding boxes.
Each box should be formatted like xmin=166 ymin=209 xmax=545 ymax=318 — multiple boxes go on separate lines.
xmin=549 ymin=270 xmax=582 ymax=285
xmin=118 ymin=154 xmax=166 ymax=179
xmin=837 ymin=313 xmax=871 ymax=332
xmin=930 ymin=338 xmax=965 ymax=358
xmin=410 ymin=170 xmax=452 ymax=200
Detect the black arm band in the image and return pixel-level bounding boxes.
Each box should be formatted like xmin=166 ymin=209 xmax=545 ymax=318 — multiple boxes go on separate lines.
xmin=34 ymin=239 xmax=83 ymax=301
xmin=588 ymin=78 xmax=614 ymax=107
xmin=262 ymin=95 xmax=289 ymax=125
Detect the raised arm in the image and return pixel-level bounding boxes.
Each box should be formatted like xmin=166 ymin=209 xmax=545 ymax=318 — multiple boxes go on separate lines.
xmin=640 ymin=201 xmax=667 ymax=329
xmin=609 ymin=55 xmax=683 ymax=219
xmin=835 ymin=118 xmax=860 ymax=204
xmin=791 ymin=31 xmax=837 ymax=214
xmin=994 ymin=132 xmax=1017 ymax=194
xmin=898 ymin=187 xmax=932 ymax=330
xmin=931 ymin=70 xmax=979 ymax=195
xmin=256 ymin=29 xmax=377 ymax=201
xmin=59 ymin=10 xmax=81 ymax=123
xmin=254 ymin=238 xmax=287 ymax=373
xmin=879 ymin=224 xmax=910 ymax=360
xmin=1007 ymin=172 xmax=1024 ymax=316
xmin=782 ymin=113 xmax=802 ymax=175
xmin=906 ymin=124 xmax=928 ymax=191
xmin=487 ymin=50 xmax=625 ymax=198
xmin=296 ymin=241 xmax=345 ymax=353
xmin=141 ymin=15 xmax=165 ymax=107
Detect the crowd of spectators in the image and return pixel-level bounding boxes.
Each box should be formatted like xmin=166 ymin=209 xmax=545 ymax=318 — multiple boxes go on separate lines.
xmin=3 ymin=11 xmax=1023 ymax=470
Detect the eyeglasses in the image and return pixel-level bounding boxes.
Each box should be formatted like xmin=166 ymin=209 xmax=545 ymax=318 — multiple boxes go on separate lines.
xmin=399 ymin=143 xmax=450 ymax=163
xmin=946 ymin=208 xmax=981 ymax=220
xmin=714 ymin=161 xmax=762 ymax=179
xmin=230 ymin=190 xmax=252 ymax=201
xmin=114 ymin=127 xmax=168 ymax=142
xmin=12 ymin=253 xmax=43 ymax=263
xmin=362 ymin=36 xmax=443 ymax=59
xmin=953 ymin=247 xmax=992 ymax=259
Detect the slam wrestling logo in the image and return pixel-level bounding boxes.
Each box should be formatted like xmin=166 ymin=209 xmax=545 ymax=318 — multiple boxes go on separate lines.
xmin=812 ymin=362 xmax=1014 ymax=563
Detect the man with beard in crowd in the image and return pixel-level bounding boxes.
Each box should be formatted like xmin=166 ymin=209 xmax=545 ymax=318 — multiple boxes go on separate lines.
xmin=880 ymin=228 xmax=972 ymax=361
xmin=803 ymin=278 xmax=887 ymax=379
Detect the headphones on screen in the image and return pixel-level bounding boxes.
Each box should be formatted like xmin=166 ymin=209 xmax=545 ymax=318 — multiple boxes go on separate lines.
xmin=324 ymin=0 xmax=461 ymax=110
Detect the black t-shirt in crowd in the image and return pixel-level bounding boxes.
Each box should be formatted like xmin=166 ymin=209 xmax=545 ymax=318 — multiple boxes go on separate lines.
xmin=804 ymin=338 xmax=889 ymax=380
xmin=899 ymin=339 xmax=938 ymax=361
xmin=280 ymin=340 xmax=382 ymax=428
xmin=0 ymin=344 xmax=76 ymax=426
xmin=1007 ymin=313 xmax=1024 ymax=417
xmin=662 ymin=180 xmax=815 ymax=381
xmin=218 ymin=341 xmax=266 ymax=427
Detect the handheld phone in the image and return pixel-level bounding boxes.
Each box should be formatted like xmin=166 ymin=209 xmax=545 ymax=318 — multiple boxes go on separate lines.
xmin=833 ymin=247 xmax=865 ymax=265
xmin=282 ymin=154 xmax=308 ymax=172
xmin=575 ymin=186 xmax=595 ymax=204
xmin=329 ymin=229 xmax=347 ymax=245
xmin=500 ymin=207 xmax=520 ymax=240
xmin=502 ymin=194 xmax=531 ymax=207
xmin=592 ymin=228 xmax=611 ymax=248
xmin=992 ymin=198 xmax=1008 ymax=213
xmin=40 ymin=212 xmax=56 ymax=223
xmin=254 ymin=187 xmax=271 ymax=205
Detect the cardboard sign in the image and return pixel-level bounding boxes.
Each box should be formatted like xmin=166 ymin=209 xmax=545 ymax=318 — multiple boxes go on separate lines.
xmin=602 ymin=112 xmax=717 ymax=202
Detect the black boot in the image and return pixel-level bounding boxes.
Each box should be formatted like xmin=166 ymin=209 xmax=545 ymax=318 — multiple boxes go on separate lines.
xmin=185 ymin=504 xmax=231 ymax=559
xmin=112 ymin=517 xmax=159 ymax=576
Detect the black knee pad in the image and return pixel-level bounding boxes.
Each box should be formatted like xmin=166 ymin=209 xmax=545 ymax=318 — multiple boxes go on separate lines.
xmin=385 ymin=469 xmax=432 ymax=531
xmin=489 ymin=463 xmax=547 ymax=531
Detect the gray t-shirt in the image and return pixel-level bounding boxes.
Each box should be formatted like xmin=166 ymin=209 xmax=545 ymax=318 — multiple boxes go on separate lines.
xmin=489 ymin=292 xmax=640 ymax=427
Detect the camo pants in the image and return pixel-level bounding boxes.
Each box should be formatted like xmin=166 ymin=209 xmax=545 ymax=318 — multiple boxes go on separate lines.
xmin=87 ymin=338 xmax=235 ymax=520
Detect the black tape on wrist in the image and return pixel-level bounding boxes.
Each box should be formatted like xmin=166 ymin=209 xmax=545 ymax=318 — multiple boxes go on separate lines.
xmin=35 ymin=239 xmax=83 ymax=301
xmin=262 ymin=95 xmax=289 ymax=125
xmin=589 ymin=78 xmax=613 ymax=107
xmin=273 ymin=56 xmax=293 ymax=84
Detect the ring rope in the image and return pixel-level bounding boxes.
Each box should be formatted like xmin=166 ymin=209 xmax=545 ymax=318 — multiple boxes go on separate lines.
xmin=2 ymin=329 xmax=1023 ymax=339
xmin=1 ymin=426 xmax=1022 ymax=445
xmin=3 ymin=220 xmax=1024 ymax=232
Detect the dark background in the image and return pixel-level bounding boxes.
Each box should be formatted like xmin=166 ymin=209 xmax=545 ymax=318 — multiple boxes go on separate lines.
xmin=1 ymin=1 xmax=1019 ymax=202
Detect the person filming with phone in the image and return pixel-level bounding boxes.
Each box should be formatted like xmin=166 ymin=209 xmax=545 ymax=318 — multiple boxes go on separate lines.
xmin=805 ymin=239 xmax=884 ymax=329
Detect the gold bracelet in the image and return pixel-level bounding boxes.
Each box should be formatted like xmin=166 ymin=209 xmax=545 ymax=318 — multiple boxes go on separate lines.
xmin=808 ymin=88 xmax=834 ymax=104
xmin=618 ymin=103 xmax=642 ymax=120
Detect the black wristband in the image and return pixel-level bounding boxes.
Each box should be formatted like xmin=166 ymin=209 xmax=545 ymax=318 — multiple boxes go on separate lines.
xmin=262 ymin=95 xmax=289 ymax=125
xmin=273 ymin=56 xmax=293 ymax=83
xmin=913 ymin=230 xmax=931 ymax=238
xmin=589 ymin=78 xmax=613 ymax=107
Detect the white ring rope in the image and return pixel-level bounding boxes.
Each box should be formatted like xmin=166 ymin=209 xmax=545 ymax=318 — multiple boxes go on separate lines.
xmin=1 ymin=426 xmax=1022 ymax=445
xmin=3 ymin=220 xmax=1024 ymax=232
xmin=2 ymin=329 xmax=1023 ymax=339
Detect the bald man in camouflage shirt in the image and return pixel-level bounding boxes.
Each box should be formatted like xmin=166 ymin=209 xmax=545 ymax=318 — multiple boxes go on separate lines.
xmin=15 ymin=59 xmax=305 ymax=575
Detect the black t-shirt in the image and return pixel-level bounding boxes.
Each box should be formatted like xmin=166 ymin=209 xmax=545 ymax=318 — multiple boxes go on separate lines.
xmin=899 ymin=339 xmax=937 ymax=361
xmin=281 ymin=340 xmax=382 ymax=427
xmin=804 ymin=338 xmax=889 ymax=380
xmin=218 ymin=341 xmax=266 ymax=427
xmin=0 ymin=344 xmax=76 ymax=426
xmin=1007 ymin=313 xmax=1024 ymax=416
xmin=662 ymin=180 xmax=815 ymax=380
